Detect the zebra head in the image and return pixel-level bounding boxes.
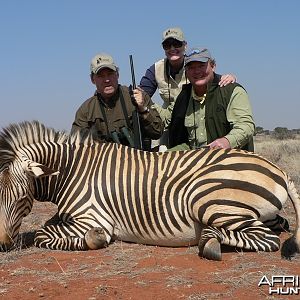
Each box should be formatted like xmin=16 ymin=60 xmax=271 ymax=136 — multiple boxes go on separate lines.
xmin=0 ymin=156 xmax=59 ymax=251
xmin=0 ymin=121 xmax=60 ymax=251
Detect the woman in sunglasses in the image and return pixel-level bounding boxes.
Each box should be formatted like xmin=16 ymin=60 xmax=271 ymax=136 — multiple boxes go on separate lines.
xmin=139 ymin=27 xmax=236 ymax=150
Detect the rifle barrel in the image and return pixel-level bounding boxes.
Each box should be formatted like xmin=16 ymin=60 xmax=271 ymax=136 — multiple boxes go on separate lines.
xmin=129 ymin=55 xmax=136 ymax=89
xmin=129 ymin=54 xmax=143 ymax=150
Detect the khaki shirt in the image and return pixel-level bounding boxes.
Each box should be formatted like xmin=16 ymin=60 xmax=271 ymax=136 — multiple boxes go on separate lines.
xmin=153 ymin=59 xmax=187 ymax=124
xmin=71 ymin=85 xmax=163 ymax=143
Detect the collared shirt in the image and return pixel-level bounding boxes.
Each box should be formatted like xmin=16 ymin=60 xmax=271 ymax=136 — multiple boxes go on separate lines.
xmin=185 ymin=88 xmax=207 ymax=148
xmin=185 ymin=86 xmax=254 ymax=149
xmin=71 ymin=85 xmax=164 ymax=143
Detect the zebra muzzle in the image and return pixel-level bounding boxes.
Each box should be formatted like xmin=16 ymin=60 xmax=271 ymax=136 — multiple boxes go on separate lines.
xmin=0 ymin=233 xmax=14 ymax=251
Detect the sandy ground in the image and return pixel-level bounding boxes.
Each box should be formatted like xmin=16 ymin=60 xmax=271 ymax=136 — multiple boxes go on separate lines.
xmin=1 ymin=201 xmax=300 ymax=300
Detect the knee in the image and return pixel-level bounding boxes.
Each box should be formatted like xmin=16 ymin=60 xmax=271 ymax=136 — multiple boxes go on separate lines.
xmin=84 ymin=227 xmax=108 ymax=250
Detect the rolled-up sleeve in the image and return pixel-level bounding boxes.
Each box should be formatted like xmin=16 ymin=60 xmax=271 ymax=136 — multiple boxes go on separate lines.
xmin=139 ymin=64 xmax=158 ymax=97
xmin=225 ymin=86 xmax=255 ymax=148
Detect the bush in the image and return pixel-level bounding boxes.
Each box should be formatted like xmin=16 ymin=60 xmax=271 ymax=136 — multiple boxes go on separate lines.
xmin=273 ymin=127 xmax=296 ymax=140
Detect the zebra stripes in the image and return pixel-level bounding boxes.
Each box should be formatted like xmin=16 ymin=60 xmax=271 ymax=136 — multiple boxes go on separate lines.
xmin=0 ymin=121 xmax=299 ymax=261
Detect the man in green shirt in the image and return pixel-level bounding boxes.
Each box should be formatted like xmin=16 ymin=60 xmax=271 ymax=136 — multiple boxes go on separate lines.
xmin=168 ymin=47 xmax=255 ymax=151
xmin=71 ymin=53 xmax=163 ymax=150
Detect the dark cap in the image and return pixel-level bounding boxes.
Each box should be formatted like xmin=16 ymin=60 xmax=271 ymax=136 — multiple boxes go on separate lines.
xmin=184 ymin=47 xmax=212 ymax=66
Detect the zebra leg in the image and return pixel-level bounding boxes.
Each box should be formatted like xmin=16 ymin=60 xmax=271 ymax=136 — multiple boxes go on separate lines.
xmin=219 ymin=218 xmax=281 ymax=252
xmin=34 ymin=223 xmax=108 ymax=251
xmin=35 ymin=225 xmax=87 ymax=250
xmin=263 ymin=214 xmax=290 ymax=233
xmin=198 ymin=226 xmax=222 ymax=261
xmin=198 ymin=218 xmax=281 ymax=260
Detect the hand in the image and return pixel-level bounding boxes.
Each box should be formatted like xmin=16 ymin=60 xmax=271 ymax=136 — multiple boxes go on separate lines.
xmin=208 ymin=137 xmax=231 ymax=149
xmin=132 ymin=87 xmax=148 ymax=112
xmin=219 ymin=74 xmax=236 ymax=87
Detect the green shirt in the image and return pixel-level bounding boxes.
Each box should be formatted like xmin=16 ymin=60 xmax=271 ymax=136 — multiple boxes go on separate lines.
xmin=185 ymin=86 xmax=254 ymax=149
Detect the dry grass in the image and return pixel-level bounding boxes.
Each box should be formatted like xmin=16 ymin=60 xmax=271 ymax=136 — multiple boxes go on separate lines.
xmin=255 ymin=135 xmax=300 ymax=187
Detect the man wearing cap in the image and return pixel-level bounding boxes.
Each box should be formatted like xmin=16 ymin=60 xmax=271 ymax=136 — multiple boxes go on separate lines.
xmin=168 ymin=47 xmax=255 ymax=151
xmin=139 ymin=27 xmax=236 ymax=149
xmin=71 ymin=53 xmax=163 ymax=149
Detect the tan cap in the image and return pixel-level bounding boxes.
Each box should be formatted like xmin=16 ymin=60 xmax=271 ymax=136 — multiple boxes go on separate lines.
xmin=90 ymin=53 xmax=118 ymax=74
xmin=162 ymin=27 xmax=184 ymax=42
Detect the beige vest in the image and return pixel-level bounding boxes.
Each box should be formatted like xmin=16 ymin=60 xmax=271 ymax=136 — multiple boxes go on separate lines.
xmin=154 ymin=59 xmax=188 ymax=108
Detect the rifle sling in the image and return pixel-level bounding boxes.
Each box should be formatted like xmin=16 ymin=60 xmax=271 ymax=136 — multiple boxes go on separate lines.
xmin=97 ymin=88 xmax=132 ymax=138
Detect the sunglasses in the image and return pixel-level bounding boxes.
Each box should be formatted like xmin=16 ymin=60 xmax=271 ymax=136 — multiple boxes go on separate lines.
xmin=162 ymin=39 xmax=184 ymax=50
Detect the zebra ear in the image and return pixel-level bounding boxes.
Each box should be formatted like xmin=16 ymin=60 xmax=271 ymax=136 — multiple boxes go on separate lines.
xmin=22 ymin=160 xmax=59 ymax=178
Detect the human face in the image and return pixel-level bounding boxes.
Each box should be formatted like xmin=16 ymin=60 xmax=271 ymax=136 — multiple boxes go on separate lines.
xmin=185 ymin=61 xmax=214 ymax=87
xmin=162 ymin=38 xmax=186 ymax=63
xmin=91 ymin=68 xmax=119 ymax=100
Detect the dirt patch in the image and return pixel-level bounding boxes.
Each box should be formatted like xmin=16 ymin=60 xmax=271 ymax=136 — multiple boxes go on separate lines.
xmin=0 ymin=201 xmax=300 ymax=300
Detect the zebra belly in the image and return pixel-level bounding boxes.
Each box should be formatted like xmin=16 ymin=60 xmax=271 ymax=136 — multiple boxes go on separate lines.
xmin=115 ymin=225 xmax=200 ymax=247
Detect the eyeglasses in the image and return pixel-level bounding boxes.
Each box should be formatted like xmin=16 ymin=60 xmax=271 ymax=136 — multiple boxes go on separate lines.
xmin=162 ymin=39 xmax=184 ymax=50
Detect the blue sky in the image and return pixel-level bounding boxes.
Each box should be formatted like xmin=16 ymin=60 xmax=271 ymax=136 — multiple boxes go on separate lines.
xmin=1 ymin=0 xmax=299 ymax=131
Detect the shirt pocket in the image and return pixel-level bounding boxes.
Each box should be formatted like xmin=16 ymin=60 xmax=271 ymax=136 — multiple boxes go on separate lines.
xmin=184 ymin=114 xmax=196 ymax=129
xmin=184 ymin=116 xmax=197 ymax=140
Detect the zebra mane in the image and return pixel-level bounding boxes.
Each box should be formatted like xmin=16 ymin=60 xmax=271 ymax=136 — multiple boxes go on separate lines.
xmin=0 ymin=121 xmax=69 ymax=163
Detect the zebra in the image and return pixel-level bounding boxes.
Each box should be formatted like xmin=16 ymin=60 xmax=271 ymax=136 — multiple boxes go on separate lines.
xmin=0 ymin=121 xmax=299 ymax=261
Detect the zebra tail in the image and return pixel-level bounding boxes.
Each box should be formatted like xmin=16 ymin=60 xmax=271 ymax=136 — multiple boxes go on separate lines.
xmin=281 ymin=178 xmax=300 ymax=260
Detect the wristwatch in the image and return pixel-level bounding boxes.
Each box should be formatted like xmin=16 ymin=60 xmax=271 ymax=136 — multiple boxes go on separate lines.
xmin=139 ymin=107 xmax=150 ymax=114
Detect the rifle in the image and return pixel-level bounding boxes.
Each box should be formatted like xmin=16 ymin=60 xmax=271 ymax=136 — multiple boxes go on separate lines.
xmin=129 ymin=55 xmax=143 ymax=150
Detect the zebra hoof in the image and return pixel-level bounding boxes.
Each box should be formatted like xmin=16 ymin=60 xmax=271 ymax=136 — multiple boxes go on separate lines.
xmin=85 ymin=227 xmax=108 ymax=250
xmin=281 ymin=236 xmax=300 ymax=260
xmin=198 ymin=237 xmax=222 ymax=261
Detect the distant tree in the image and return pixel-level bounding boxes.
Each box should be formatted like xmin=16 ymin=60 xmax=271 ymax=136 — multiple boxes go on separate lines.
xmin=291 ymin=128 xmax=300 ymax=134
xmin=255 ymin=126 xmax=264 ymax=135
xmin=273 ymin=127 xmax=295 ymax=140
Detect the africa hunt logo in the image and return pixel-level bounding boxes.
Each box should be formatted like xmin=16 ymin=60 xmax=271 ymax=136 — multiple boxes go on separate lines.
xmin=258 ymin=275 xmax=300 ymax=295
